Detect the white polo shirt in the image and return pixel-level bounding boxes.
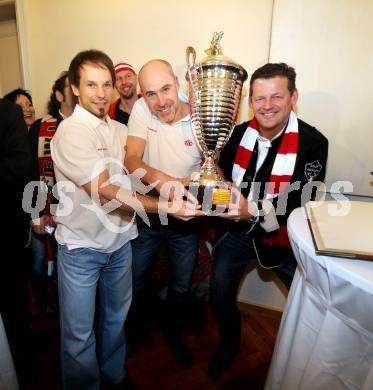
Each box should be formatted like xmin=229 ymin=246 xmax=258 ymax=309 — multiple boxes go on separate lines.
xmin=51 ymin=105 xmax=137 ymax=252
xmin=127 ymin=97 xmax=201 ymax=178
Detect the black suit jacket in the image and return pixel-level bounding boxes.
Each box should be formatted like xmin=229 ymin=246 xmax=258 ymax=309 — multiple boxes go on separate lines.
xmin=217 ymin=118 xmax=329 ymax=267
xmin=0 ymin=99 xmax=31 ymax=245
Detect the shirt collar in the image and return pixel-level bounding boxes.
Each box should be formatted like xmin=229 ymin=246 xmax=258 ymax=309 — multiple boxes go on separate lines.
xmin=258 ymin=122 xmax=287 ymax=145
xmin=73 ymin=104 xmax=111 ymax=128
xmin=59 ymin=109 xmax=66 ymax=120
xmin=180 ymin=113 xmax=191 ymax=122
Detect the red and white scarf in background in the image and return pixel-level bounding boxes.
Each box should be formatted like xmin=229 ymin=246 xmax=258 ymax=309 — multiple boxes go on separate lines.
xmin=232 ymin=110 xmax=299 ymax=198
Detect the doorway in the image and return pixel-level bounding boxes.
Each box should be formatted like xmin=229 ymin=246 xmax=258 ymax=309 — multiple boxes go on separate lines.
xmin=0 ymin=0 xmax=22 ymax=97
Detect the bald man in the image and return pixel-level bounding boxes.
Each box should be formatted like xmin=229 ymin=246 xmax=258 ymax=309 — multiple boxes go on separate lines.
xmin=125 ymin=60 xmax=201 ymax=367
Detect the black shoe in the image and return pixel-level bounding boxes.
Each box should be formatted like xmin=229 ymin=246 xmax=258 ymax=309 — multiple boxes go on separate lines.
xmin=207 ymin=345 xmax=239 ymax=379
xmin=166 ymin=335 xmax=194 ymax=367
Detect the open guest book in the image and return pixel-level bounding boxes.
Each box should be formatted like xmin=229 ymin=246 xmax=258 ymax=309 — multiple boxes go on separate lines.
xmin=305 ymin=200 xmax=373 ymax=259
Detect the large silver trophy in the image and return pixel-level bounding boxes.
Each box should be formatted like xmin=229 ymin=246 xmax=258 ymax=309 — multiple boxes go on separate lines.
xmin=186 ymin=32 xmax=248 ymax=211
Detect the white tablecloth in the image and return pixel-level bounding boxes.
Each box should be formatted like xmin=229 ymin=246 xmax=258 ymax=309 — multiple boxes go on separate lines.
xmin=265 ymin=207 xmax=373 ymax=390
xmin=0 ymin=314 xmax=18 ymax=390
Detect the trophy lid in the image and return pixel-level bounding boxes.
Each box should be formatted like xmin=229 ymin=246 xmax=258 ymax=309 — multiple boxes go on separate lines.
xmin=187 ymin=32 xmax=248 ymax=80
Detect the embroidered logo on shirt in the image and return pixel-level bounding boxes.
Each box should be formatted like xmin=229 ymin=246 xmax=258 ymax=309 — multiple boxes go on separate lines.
xmin=305 ymin=160 xmax=322 ymax=181
xmin=147 ymin=127 xmax=158 ymax=133
xmin=97 ymin=148 xmax=108 ymax=151
xmin=184 ymin=140 xmax=193 ymax=147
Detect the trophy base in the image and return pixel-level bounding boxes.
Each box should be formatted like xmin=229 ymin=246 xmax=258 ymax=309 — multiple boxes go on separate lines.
xmin=188 ymin=182 xmax=232 ymax=214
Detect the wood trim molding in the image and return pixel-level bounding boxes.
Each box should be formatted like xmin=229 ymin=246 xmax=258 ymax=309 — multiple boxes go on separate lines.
xmin=237 ymin=299 xmax=283 ymax=320
xmin=14 ymin=0 xmax=30 ymax=89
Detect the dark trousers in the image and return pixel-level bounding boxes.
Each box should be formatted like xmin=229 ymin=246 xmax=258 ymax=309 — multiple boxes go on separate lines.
xmin=0 ymin=244 xmax=31 ymax=383
xmin=210 ymin=230 xmax=296 ymax=351
xmin=128 ymin=224 xmax=199 ymax=338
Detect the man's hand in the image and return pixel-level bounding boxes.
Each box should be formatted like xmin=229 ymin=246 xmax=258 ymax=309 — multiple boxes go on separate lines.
xmin=31 ymin=216 xmax=47 ymax=235
xmin=160 ymin=175 xmax=199 ymax=205
xmin=179 ymin=171 xmax=200 ymax=188
xmin=179 ymin=172 xmax=200 ymax=204
xmin=159 ymin=197 xmax=204 ymax=221
xmin=217 ymin=185 xmax=258 ymax=222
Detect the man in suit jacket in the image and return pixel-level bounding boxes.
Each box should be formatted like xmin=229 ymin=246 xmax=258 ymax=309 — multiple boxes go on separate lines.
xmin=0 ymin=98 xmax=31 ymax=382
xmin=208 ymin=63 xmax=328 ymax=379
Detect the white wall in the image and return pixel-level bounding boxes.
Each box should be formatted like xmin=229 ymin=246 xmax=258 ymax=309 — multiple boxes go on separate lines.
xmin=19 ymin=0 xmax=273 ymax=118
xmin=238 ymin=263 xmax=287 ymax=311
xmin=270 ymin=0 xmax=373 ymax=197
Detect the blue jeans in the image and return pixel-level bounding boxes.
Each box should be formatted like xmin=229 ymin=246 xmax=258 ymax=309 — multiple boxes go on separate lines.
xmin=30 ymin=230 xmax=46 ymax=278
xmin=57 ymin=241 xmax=132 ymax=390
xmin=30 ymin=230 xmax=58 ymax=277
xmin=132 ymin=224 xmax=199 ymax=303
xmin=211 ymin=230 xmax=295 ymax=351
xmin=129 ymin=224 xmax=199 ymax=335
xmin=30 ymin=230 xmax=58 ymax=307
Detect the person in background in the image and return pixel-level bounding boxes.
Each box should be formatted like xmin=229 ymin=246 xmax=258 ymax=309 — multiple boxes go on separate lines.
xmin=125 ymin=59 xmax=201 ymax=367
xmin=28 ymin=71 xmax=75 ymax=316
xmin=108 ymin=61 xmax=140 ymax=125
xmin=3 ymin=88 xmax=36 ymax=129
xmin=208 ymin=62 xmax=329 ymax=379
xmin=0 ymin=98 xmax=31 ymax=385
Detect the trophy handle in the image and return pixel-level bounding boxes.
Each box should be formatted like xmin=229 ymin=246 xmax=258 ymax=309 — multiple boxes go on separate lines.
xmin=186 ymin=46 xmax=196 ymax=69
xmin=186 ymin=46 xmax=196 ymax=96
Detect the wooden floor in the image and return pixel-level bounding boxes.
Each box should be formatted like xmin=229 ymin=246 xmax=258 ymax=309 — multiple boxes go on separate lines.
xmin=23 ymin=301 xmax=281 ymax=390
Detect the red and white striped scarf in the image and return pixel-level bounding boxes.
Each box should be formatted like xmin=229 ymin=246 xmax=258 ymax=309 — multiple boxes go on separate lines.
xmin=232 ymin=111 xmax=299 ymax=198
xmin=38 ymin=116 xmax=57 ymax=188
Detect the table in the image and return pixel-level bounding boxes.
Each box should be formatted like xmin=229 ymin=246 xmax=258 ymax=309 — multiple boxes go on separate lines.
xmin=0 ymin=314 xmax=19 ymax=390
xmin=265 ymin=207 xmax=373 ymax=390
